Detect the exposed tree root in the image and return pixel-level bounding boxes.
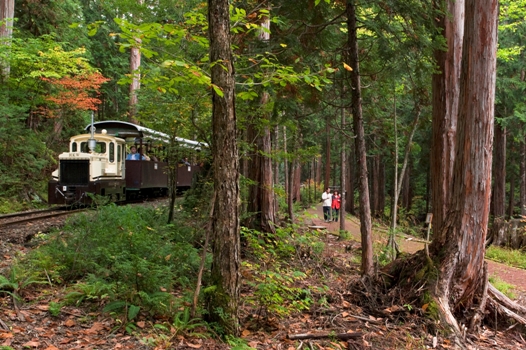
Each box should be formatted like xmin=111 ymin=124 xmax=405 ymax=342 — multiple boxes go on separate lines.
xmin=487 ymin=284 xmax=526 ymax=326
xmin=368 ymin=251 xmax=526 ymax=348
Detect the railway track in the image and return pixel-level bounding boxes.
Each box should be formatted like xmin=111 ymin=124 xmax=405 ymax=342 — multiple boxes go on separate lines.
xmin=0 ymin=207 xmax=87 ymax=229
xmin=0 ymin=197 xmax=169 ymax=230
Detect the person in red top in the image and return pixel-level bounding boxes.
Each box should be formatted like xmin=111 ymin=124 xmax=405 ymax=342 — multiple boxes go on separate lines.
xmin=331 ymin=190 xmax=341 ymax=222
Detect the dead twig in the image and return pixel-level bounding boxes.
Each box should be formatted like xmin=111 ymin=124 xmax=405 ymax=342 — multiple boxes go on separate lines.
xmin=288 ymin=331 xmax=363 ymax=341
xmin=0 ymin=317 xmax=9 ymax=330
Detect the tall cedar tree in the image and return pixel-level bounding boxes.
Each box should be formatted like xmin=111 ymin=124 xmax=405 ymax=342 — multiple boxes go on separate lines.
xmin=205 ymin=0 xmax=241 ymax=336
xmin=346 ymin=0 xmax=373 ymax=276
xmin=430 ymin=0 xmax=464 ymax=250
xmin=245 ymin=4 xmax=276 ymax=234
xmin=432 ymin=0 xmax=497 ymax=332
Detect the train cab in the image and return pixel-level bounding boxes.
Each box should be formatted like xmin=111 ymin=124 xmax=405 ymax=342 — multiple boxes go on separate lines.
xmin=48 ymin=130 xmax=127 ymax=205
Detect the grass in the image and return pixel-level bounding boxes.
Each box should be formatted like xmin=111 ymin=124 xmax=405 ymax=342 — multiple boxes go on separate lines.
xmin=489 ymin=275 xmax=517 ymax=299
xmin=486 ymin=246 xmax=526 ymax=269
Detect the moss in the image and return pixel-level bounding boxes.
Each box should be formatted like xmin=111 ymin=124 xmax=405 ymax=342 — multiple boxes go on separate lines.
xmin=422 ymin=291 xmax=440 ymax=321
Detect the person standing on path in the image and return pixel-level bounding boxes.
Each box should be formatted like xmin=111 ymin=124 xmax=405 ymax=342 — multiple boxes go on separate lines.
xmin=331 ymin=190 xmax=341 ymax=222
xmin=322 ymin=187 xmax=332 ymax=222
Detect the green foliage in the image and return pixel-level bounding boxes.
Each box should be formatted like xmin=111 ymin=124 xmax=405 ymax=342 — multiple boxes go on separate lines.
xmin=486 ymin=246 xmax=526 ymax=269
xmin=244 ymin=266 xmax=311 ymax=319
xmin=489 ymin=276 xmax=517 ymax=300
xmin=23 ymin=205 xmax=201 ymax=317
xmin=241 ymin=225 xmax=328 ymax=320
xmin=0 ymin=104 xmax=55 ymax=200
xmin=226 ymin=335 xmax=257 ymax=350
xmin=0 ymin=265 xmax=49 ymax=301
xmin=48 ymin=301 xmax=62 ymax=317
xmin=171 ymin=308 xmax=208 ymax=337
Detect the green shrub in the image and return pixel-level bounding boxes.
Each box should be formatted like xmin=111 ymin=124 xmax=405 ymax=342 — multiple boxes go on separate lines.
xmin=25 ymin=205 xmax=202 ymax=314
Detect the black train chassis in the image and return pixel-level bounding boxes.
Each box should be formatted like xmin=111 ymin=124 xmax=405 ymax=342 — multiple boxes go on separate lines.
xmin=48 ymin=178 xmax=127 ymax=205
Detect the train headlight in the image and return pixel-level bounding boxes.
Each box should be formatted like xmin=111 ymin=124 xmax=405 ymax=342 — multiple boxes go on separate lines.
xmin=62 ymin=186 xmax=67 ymax=191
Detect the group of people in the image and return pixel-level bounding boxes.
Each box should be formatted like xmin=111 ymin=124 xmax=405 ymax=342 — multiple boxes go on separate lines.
xmin=321 ymin=187 xmax=341 ymax=223
xmin=126 ymin=145 xmax=158 ymax=161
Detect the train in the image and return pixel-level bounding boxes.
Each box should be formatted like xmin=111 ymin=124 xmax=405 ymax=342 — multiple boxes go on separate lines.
xmin=47 ymin=120 xmax=205 ymax=205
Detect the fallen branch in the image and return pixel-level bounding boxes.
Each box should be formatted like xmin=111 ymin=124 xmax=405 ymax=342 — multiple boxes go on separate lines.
xmin=488 ymin=283 xmax=526 ymax=316
xmin=288 ymin=331 xmax=363 ymax=341
xmin=487 ymin=298 xmax=526 ymax=326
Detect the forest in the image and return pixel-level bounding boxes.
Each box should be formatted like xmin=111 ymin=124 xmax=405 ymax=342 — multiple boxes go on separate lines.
xmin=1 ymin=0 xmax=526 ymax=349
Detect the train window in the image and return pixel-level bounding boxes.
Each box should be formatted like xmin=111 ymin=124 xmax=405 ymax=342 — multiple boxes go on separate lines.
xmin=109 ymin=142 xmax=115 ymax=163
xmin=80 ymin=142 xmax=107 ymax=153
xmin=117 ymin=144 xmax=121 ymax=162
xmin=72 ymin=142 xmax=77 ymax=152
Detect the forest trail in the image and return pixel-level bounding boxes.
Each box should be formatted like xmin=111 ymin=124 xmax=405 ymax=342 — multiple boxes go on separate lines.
xmin=304 ymin=204 xmax=526 ymax=295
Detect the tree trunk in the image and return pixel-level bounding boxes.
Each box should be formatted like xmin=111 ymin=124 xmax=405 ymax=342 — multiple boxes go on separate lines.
xmin=491 ymin=122 xmax=506 ymax=218
xmin=346 ymin=150 xmax=355 ymax=215
xmin=245 ymin=113 xmax=276 ymax=233
xmin=433 ymin=0 xmax=497 ymax=332
xmin=129 ymin=45 xmax=141 ymax=123
xmin=340 ymin=92 xmax=347 ymax=231
xmin=206 ymin=0 xmax=240 ymax=336
xmin=0 ymin=0 xmax=14 ymax=78
xmin=316 ymin=155 xmax=322 ymax=185
xmin=370 ymin=153 xmax=379 ymax=217
xmin=429 ymin=0 xmax=464 ymax=253
xmin=378 ymin=155 xmax=386 ymax=219
xmin=324 ymin=116 xmax=331 ymax=188
xmin=521 ymin=139 xmax=526 ymax=216
xmin=128 ymin=0 xmax=143 ymax=123
xmin=507 ymin=170 xmax=515 ymax=219
xmin=293 ymin=159 xmax=301 ymax=202
xmin=387 ymin=104 xmax=421 ymax=258
xmin=490 ymin=122 xmax=506 ymax=245
xmin=244 ymin=7 xmax=276 ymax=234
xmin=401 ymin=163 xmax=411 ymax=211
xmin=346 ymin=0 xmax=373 ymax=276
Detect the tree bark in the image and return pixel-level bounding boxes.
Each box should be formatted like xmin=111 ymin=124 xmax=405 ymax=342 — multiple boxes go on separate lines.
xmin=128 ymin=0 xmax=143 ymax=123
xmin=206 ymin=0 xmax=241 ymax=336
xmin=378 ymin=155 xmax=386 ymax=218
xmin=429 ymin=0 xmax=464 ymax=253
xmin=370 ymin=152 xmax=379 ymax=217
xmin=490 ymin=122 xmax=507 ymax=245
xmin=0 ymin=0 xmax=15 ymax=78
xmin=244 ymin=7 xmax=276 ymax=234
xmin=346 ymin=149 xmax=355 ymax=215
xmin=340 ymin=99 xmax=346 ymax=231
xmin=324 ymin=115 xmax=331 ymax=188
xmin=245 ymin=112 xmax=276 ymax=233
xmin=491 ymin=122 xmax=506 ymax=218
xmin=433 ymin=0 xmax=497 ymax=331
xmin=346 ymin=0 xmax=373 ymax=276
xmin=521 ymin=139 xmax=526 ymax=216
xmin=507 ymin=168 xmax=515 ymax=219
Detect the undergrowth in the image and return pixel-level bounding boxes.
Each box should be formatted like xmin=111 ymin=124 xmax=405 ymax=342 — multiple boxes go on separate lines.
xmin=489 ymin=275 xmax=517 ymax=300
xmin=0 ymin=196 xmax=338 ymax=345
xmin=11 ymin=204 xmax=203 ymax=321
xmin=486 ymin=246 xmax=526 ymax=269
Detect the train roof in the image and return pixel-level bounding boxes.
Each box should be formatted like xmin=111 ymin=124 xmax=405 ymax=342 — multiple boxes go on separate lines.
xmin=85 ymin=120 xmax=207 ymax=150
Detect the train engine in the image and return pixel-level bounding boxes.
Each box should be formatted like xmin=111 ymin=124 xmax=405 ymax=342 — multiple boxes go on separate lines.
xmin=48 ymin=130 xmax=127 ymax=205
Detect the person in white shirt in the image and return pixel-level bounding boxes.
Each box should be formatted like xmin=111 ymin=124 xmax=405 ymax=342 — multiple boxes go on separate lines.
xmin=321 ymin=187 xmax=333 ymax=222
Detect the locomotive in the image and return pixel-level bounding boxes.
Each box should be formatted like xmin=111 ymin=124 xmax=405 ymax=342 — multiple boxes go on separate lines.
xmin=48 ymin=120 xmax=204 ymax=205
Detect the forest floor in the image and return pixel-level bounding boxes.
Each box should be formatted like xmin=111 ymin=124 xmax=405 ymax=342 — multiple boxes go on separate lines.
xmin=1 ymin=204 xmax=526 ymax=349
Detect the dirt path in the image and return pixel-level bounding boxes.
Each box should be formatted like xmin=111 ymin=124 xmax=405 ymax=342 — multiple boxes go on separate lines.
xmin=306 ymin=204 xmax=526 ymax=294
